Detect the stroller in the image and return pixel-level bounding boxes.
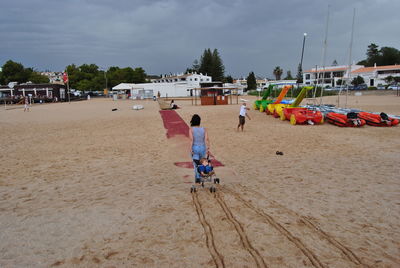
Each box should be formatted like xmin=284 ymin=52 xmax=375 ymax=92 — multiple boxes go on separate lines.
xmin=190 ymin=155 xmax=220 ymax=193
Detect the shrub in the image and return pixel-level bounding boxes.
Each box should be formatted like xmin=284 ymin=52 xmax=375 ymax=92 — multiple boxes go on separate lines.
xmin=247 ymin=90 xmax=259 ymax=96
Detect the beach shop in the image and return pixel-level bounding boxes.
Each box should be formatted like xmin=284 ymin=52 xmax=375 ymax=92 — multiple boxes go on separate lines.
xmin=192 ymin=82 xmax=240 ymax=105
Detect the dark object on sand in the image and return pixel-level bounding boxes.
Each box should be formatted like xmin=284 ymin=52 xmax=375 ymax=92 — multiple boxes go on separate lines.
xmin=112 ymin=108 xmax=118 ymax=111
xmin=276 ymin=151 xmax=284 ymax=155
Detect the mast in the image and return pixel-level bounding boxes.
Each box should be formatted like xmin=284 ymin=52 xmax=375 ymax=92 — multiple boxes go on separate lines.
xmin=319 ymin=5 xmax=330 ymax=104
xmin=345 ymin=8 xmax=356 ymax=108
xmin=313 ymin=5 xmax=330 ymax=101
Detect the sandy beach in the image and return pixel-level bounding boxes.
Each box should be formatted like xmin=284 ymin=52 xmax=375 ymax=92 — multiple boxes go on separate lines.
xmin=0 ymin=92 xmax=399 ymax=267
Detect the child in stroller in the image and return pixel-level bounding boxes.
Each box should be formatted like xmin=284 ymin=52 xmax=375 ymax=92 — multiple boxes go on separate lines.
xmin=191 ymin=157 xmax=220 ymax=193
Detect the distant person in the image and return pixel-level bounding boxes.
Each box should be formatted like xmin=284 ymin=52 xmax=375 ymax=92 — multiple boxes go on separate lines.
xmin=170 ymin=99 xmax=178 ymax=109
xmin=24 ymin=96 xmax=30 ymax=112
xmin=237 ymin=102 xmax=251 ymax=131
xmin=157 ymin=91 xmax=161 ymax=98
xmin=189 ymin=114 xmax=210 ymax=182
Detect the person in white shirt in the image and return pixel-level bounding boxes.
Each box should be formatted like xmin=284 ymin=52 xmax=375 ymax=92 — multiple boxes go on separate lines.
xmin=237 ymin=102 xmax=251 ymax=131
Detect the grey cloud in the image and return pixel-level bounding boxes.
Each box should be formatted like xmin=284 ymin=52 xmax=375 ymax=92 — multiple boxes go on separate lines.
xmin=0 ymin=0 xmax=399 ymax=77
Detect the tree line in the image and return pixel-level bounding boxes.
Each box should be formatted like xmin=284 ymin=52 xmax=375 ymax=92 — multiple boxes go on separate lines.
xmin=3 ymin=43 xmax=397 ymax=92
xmin=357 ymin=43 xmax=400 ymax=67
xmin=0 ymin=60 xmax=49 ymax=85
xmin=0 ymin=60 xmax=147 ymax=91
xmin=65 ymin=64 xmax=146 ymax=91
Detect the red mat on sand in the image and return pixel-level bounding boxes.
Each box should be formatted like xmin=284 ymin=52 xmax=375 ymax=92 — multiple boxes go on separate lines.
xmin=159 ymin=110 xmax=224 ymax=167
xmin=159 ymin=110 xmax=189 ymax=138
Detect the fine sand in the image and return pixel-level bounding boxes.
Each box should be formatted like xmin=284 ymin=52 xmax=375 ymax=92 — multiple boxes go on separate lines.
xmin=0 ymin=92 xmax=399 ymax=267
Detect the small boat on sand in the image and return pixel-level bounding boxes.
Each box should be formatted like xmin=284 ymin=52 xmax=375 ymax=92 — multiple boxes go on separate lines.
xmin=326 ymin=112 xmax=366 ymax=127
xmin=358 ymin=112 xmax=399 ymax=127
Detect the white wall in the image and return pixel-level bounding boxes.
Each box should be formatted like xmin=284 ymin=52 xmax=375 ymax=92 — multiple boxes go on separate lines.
xmin=130 ymin=82 xmax=193 ymax=98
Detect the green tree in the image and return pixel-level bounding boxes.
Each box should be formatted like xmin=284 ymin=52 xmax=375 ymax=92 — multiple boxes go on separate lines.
xmin=384 ymin=76 xmax=394 ymax=84
xmin=246 ymin=72 xmax=257 ymax=91
xmin=197 ymin=48 xmax=225 ymax=81
xmin=1 ymin=60 xmax=31 ymax=84
xmin=285 ymin=70 xmax=294 ymax=80
xmin=357 ymin=43 xmax=400 ymax=66
xmin=367 ymin=43 xmax=379 ymax=60
xmin=199 ymin=48 xmax=213 ymax=76
xmin=336 ymin=79 xmax=344 ymax=86
xmin=351 ymin=75 xmax=365 ymax=86
xmin=28 ymin=70 xmax=49 ymax=84
xmin=64 ymin=64 xmax=147 ymax=91
xmin=379 ymin=47 xmax=400 ymax=66
xmin=211 ymin=49 xmax=225 ymax=81
xmin=224 ymin=75 xmax=233 ymax=83
xmin=273 ymin=66 xmax=283 ymax=80
xmin=296 ymin=64 xmax=303 ymax=83
xmin=0 ymin=71 xmax=4 ymax=85
xmin=192 ymin=59 xmax=200 ymax=73
xmin=132 ymin=67 xmax=147 ymax=83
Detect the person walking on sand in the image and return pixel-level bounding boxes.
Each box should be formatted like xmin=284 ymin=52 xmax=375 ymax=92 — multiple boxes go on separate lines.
xmin=189 ymin=114 xmax=210 ymax=182
xmin=24 ymin=96 xmax=30 ymax=112
xmin=237 ymin=102 xmax=251 ymax=131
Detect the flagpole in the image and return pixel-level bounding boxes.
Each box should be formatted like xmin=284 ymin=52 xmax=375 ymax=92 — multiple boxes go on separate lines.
xmin=64 ymin=71 xmax=70 ymax=103
xmin=67 ymin=78 xmax=70 ymax=103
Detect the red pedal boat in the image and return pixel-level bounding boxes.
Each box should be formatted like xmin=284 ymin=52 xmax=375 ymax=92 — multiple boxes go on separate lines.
xmin=326 ymin=112 xmax=366 ymax=127
xmin=358 ymin=112 xmax=399 ymax=127
xmin=281 ymin=107 xmax=324 ymax=125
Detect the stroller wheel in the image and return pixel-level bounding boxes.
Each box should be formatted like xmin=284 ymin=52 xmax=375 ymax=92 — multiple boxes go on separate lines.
xmin=213 ymin=187 xmax=216 ymax=193
xmin=209 ymin=187 xmax=213 ymax=193
xmin=190 ymin=187 xmax=193 ymax=193
xmin=215 ymin=178 xmax=220 ymax=184
xmin=201 ymin=182 xmax=204 ymax=188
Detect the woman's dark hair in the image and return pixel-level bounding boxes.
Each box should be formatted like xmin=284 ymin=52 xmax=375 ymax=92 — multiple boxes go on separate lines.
xmin=190 ymin=114 xmax=201 ymax=126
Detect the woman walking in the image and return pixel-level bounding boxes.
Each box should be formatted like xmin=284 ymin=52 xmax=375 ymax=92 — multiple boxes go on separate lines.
xmin=189 ymin=114 xmax=210 ymax=182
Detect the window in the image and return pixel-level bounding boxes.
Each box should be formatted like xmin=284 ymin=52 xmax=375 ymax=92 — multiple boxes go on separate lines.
xmin=207 ymin=78 xmax=210 ymax=81
xmin=305 ymin=74 xmax=310 ymax=79
xmin=195 ymin=78 xmax=198 ymax=81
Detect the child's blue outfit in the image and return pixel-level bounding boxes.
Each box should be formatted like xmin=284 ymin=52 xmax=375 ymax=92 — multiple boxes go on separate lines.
xmin=198 ymin=164 xmax=213 ymax=174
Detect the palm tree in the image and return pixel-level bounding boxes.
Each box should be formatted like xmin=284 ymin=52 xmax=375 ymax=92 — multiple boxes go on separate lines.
xmin=273 ymin=66 xmax=283 ymax=80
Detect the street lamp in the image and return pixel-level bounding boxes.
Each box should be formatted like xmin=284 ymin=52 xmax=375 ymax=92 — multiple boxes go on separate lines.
xmin=100 ymin=67 xmax=108 ymax=95
xmin=104 ymin=70 xmax=108 ymax=91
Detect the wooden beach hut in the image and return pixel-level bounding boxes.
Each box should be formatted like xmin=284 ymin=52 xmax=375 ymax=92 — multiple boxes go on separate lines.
xmin=192 ymin=82 xmax=240 ymax=105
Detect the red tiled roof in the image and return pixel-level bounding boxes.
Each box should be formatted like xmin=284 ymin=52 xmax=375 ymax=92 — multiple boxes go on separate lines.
xmin=352 ymin=65 xmax=400 ymax=73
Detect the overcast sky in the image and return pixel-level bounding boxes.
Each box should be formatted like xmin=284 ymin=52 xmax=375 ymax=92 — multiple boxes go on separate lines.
xmin=0 ymin=0 xmax=399 ymax=78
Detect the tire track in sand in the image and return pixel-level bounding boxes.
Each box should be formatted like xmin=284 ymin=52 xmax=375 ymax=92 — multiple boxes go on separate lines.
xmin=223 ymin=187 xmax=325 ymax=268
xmin=236 ymin=184 xmax=363 ymax=266
xmin=215 ymin=192 xmax=268 ymax=268
xmin=192 ymin=192 xmax=225 ymax=268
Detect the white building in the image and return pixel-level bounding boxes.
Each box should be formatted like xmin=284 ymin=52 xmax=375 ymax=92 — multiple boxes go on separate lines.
xmin=40 ymin=72 xmax=64 ymax=84
xmin=233 ymin=78 xmax=269 ymax=89
xmin=351 ymin=64 xmax=400 ymax=87
xmin=153 ymin=72 xmax=212 ymax=85
xmin=303 ymin=65 xmax=364 ymax=87
xmin=112 ymin=72 xmax=212 ymax=98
